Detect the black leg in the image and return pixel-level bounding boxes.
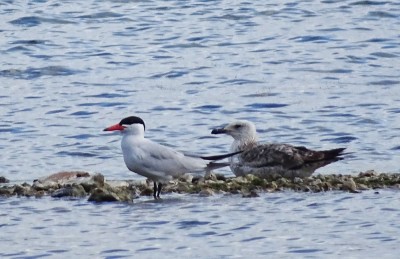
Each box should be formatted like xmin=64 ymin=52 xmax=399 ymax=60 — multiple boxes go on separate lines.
xmin=157 ymin=183 xmax=163 ymax=198
xmin=153 ymin=181 xmax=157 ymax=199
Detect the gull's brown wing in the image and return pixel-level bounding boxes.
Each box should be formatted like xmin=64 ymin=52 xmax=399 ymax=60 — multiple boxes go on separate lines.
xmin=240 ymin=144 xmax=345 ymax=170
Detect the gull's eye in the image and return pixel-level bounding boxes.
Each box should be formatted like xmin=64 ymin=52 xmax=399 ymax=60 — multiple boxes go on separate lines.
xmin=234 ymin=124 xmax=242 ymax=129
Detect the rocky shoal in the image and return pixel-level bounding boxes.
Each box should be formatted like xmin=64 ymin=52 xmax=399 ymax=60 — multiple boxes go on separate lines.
xmin=1 ymin=170 xmax=400 ymax=202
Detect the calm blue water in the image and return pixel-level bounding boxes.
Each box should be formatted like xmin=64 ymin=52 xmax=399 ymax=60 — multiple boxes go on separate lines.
xmin=1 ymin=0 xmax=400 ymax=257
xmin=1 ymin=191 xmax=400 ymax=258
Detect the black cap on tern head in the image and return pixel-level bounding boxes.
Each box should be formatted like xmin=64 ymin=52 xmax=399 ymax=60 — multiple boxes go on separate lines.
xmin=119 ymin=116 xmax=146 ymax=130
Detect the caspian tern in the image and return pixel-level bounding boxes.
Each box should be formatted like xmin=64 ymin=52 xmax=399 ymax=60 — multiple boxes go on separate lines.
xmin=104 ymin=116 xmax=240 ymax=199
xmin=211 ymin=120 xmax=345 ymax=179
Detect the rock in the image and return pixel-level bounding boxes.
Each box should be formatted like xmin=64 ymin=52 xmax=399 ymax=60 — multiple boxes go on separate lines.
xmin=140 ymin=186 xmax=154 ymax=197
xmin=314 ymin=174 xmax=326 ymax=181
xmin=266 ymin=181 xmax=278 ymax=191
xmin=21 ymin=182 xmax=31 ymax=187
xmin=35 ymin=190 xmax=45 ymax=198
xmin=33 ymin=180 xmax=59 ymax=191
xmin=342 ymin=178 xmax=360 ymax=193
xmin=114 ymin=187 xmax=138 ymax=201
xmin=215 ymin=174 xmax=226 ymax=181
xmin=0 ymin=186 xmax=14 ymax=196
xmin=244 ymin=174 xmax=257 ymax=182
xmin=231 ymin=176 xmax=248 ymax=184
xmin=309 ymin=178 xmax=325 ymax=192
xmin=179 ymin=174 xmax=193 ymax=183
xmin=13 ymin=184 xmax=35 ymax=196
xmin=250 ymin=177 xmax=266 ymax=187
xmin=162 ymin=181 xmax=179 ymax=193
xmin=176 ymin=182 xmax=190 ymax=193
xmin=93 ymin=174 xmax=105 ymax=186
xmin=242 ymin=189 xmax=259 ymax=198
xmin=227 ymin=181 xmax=241 ymax=192
xmin=293 ymin=177 xmax=303 ymax=184
xmin=312 ymin=179 xmax=323 ymax=186
xmin=192 ymin=176 xmax=205 ymax=185
xmin=359 ymin=170 xmax=377 ymax=177
xmin=51 ymin=188 xmax=72 ymax=198
xmin=51 ymin=184 xmax=87 ymax=198
xmin=204 ymin=179 xmax=216 ymax=185
xmin=357 ymin=184 xmax=370 ymax=190
xmin=191 ymin=176 xmax=202 ymax=184
xmin=107 ymin=180 xmax=130 ymax=188
xmin=321 ymin=182 xmax=332 ymax=191
xmin=86 ymin=175 xmax=137 ymax=202
xmin=199 ymin=188 xmax=215 ymax=197
xmin=80 ymin=173 xmax=105 ymax=192
xmin=229 ymin=188 xmax=240 ymax=194
xmin=0 ymin=176 xmax=9 ymax=183
xmin=37 ymin=171 xmax=90 ymax=184
xmin=204 ymin=171 xmax=217 ymax=181
xmin=204 ymin=181 xmax=228 ymax=192
xmin=89 ymin=186 xmax=137 ymax=202
xmin=88 ymin=188 xmax=121 ymax=202
xmin=276 ymin=177 xmax=289 ymax=186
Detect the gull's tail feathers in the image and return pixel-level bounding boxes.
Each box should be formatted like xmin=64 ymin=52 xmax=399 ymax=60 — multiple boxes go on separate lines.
xmin=289 ymin=147 xmax=346 ymax=171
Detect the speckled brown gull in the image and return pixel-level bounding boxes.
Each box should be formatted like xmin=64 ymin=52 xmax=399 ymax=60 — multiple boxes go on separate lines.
xmin=211 ymin=120 xmax=345 ymax=179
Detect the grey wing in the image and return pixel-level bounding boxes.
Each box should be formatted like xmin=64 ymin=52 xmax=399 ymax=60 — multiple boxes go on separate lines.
xmin=140 ymin=142 xmax=206 ymax=174
xmin=240 ymin=143 xmax=305 ymax=169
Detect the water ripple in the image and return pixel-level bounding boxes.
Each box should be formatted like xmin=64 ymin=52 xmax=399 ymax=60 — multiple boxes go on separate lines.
xmin=246 ymin=103 xmax=289 ymax=109
xmin=56 ymin=151 xmax=98 ymax=158
xmin=9 ymin=16 xmax=75 ymax=27
xmin=219 ymin=79 xmax=263 ymax=85
xmin=176 ymin=220 xmax=210 ymax=229
xmin=367 ymin=11 xmax=399 ymax=19
xmin=350 ymin=1 xmax=392 ymax=6
xmin=291 ymin=35 xmax=333 ymax=43
xmin=0 ymin=66 xmax=81 ymax=79
xmin=77 ymin=12 xmax=125 ymax=19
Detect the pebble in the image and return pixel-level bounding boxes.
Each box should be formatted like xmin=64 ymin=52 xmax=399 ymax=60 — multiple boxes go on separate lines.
xmin=242 ymin=189 xmax=259 ymax=198
xmin=342 ymin=178 xmax=360 ymax=193
xmin=51 ymin=184 xmax=87 ymax=198
xmin=199 ymin=188 xmax=215 ymax=197
xmin=0 ymin=176 xmax=9 ymax=183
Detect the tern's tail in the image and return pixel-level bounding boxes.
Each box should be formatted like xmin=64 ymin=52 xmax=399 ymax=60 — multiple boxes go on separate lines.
xmin=206 ymin=162 xmax=231 ymax=171
xmin=200 ymin=151 xmax=242 ymax=161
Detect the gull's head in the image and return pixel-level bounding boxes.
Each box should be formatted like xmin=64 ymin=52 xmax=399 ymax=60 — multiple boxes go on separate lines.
xmin=211 ymin=120 xmax=257 ymax=141
xmin=103 ymin=116 xmax=146 ymax=136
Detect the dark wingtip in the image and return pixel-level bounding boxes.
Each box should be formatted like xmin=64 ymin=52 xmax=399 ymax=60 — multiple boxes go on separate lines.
xmin=324 ymin=147 xmax=347 ymax=160
xmin=211 ymin=128 xmax=226 ymax=134
xmin=335 ymin=147 xmax=347 ymax=155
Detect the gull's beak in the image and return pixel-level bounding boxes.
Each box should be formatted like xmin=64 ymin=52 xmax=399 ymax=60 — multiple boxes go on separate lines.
xmin=211 ymin=127 xmax=228 ymax=134
xmin=103 ymin=123 xmax=125 ymax=131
